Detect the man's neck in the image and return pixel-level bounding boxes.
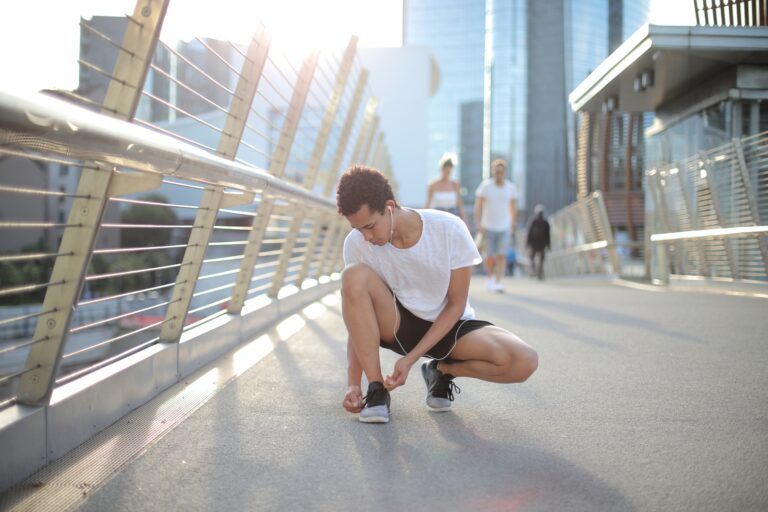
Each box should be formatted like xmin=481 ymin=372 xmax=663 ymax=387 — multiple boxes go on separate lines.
xmin=390 ymin=208 xmax=422 ymax=249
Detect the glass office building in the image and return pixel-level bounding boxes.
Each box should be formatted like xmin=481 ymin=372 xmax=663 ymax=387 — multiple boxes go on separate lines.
xmin=488 ymin=0 xmax=527 ymax=205
xmin=405 ymin=0 xmax=651 ymax=215
xmin=404 ymin=0 xmax=486 ymax=202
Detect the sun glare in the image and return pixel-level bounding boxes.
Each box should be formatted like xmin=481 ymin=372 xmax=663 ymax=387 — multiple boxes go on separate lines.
xmin=649 ymin=0 xmax=697 ymax=25
xmin=0 ymin=0 xmax=402 ymax=92
xmin=162 ymin=0 xmax=402 ymax=53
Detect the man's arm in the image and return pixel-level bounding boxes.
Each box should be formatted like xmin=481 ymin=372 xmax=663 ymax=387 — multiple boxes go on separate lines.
xmin=343 ymin=339 xmax=364 ymax=412
xmin=454 ymin=182 xmax=467 ymax=222
xmin=347 ymin=338 xmax=363 ymax=386
xmin=474 ymin=196 xmax=485 ymax=232
xmin=384 ymin=266 xmax=471 ymax=389
xmin=509 ymin=198 xmax=517 ymax=233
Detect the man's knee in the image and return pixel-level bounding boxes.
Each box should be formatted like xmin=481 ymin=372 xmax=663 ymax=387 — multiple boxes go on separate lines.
xmin=494 ymin=336 xmax=538 ymax=383
xmin=512 ymin=347 xmax=538 ymax=382
xmin=341 ymin=263 xmax=374 ymax=298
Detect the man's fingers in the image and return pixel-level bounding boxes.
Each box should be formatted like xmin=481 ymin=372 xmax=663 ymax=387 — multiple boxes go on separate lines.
xmin=343 ymin=397 xmax=361 ymax=413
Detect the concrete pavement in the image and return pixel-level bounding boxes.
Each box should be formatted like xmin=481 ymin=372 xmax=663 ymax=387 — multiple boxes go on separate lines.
xmin=76 ymin=277 xmax=768 ymax=511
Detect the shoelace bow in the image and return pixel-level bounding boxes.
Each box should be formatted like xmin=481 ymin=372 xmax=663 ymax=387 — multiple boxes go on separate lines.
xmin=433 ymin=379 xmax=461 ymax=401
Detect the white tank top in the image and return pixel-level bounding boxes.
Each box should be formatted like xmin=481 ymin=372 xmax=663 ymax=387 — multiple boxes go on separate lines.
xmin=431 ymin=190 xmax=457 ymax=209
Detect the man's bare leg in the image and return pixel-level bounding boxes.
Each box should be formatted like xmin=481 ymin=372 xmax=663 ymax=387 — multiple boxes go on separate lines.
xmin=484 ymin=256 xmax=495 ymax=278
xmin=437 ymin=326 xmax=537 ymax=383
xmin=341 ymin=263 xmax=399 ymax=385
xmin=494 ymin=254 xmax=505 ymax=282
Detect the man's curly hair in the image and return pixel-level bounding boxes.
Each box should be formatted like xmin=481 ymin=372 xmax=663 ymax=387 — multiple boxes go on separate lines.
xmin=336 ymin=165 xmax=396 ymax=216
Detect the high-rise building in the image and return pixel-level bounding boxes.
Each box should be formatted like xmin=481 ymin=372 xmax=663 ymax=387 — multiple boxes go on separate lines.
xmin=404 ymin=0 xmax=486 ymax=204
xmin=404 ymin=0 xmax=650 ymax=219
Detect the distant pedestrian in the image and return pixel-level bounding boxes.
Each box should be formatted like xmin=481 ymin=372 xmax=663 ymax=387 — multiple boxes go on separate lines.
xmin=474 ymin=159 xmax=517 ymax=292
xmin=526 ymin=204 xmax=550 ymax=280
xmin=426 ymin=153 xmax=466 ymax=222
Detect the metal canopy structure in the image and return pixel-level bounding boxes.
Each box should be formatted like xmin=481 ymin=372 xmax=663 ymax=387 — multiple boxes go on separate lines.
xmin=569 ymin=24 xmax=768 ymax=113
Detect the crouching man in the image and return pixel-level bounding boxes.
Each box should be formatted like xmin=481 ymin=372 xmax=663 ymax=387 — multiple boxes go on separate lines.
xmin=337 ymin=165 xmax=538 ymax=423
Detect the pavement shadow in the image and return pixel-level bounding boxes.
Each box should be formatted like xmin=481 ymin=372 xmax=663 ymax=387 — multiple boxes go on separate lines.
xmin=503 ymin=294 xmax=702 ymax=344
xmin=420 ymin=412 xmax=636 ymax=511
xmin=471 ymin=295 xmax=620 ymax=350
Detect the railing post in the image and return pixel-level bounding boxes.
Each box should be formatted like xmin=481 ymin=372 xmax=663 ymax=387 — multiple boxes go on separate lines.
xmin=310 ymin=96 xmax=376 ymax=279
xmin=369 ymin=133 xmax=386 ymax=172
xmin=269 ymin=39 xmax=358 ymax=296
xmin=322 ymin=69 xmax=369 ymax=197
xmin=228 ymin=50 xmax=319 ymax=312
xmin=360 ymin=116 xmax=380 ymax=164
xmin=159 ymin=189 xmax=253 ymax=341
xmin=593 ymin=192 xmax=621 ymax=275
xmin=348 ymin=97 xmax=379 ymax=166
xmin=673 ymin=164 xmax=709 ymax=276
xmin=17 ymin=0 xmax=169 ymax=405
xmin=574 ymin=200 xmax=596 ymax=274
xmin=733 ymin=138 xmax=768 ymax=275
xmin=306 ymin=66 xmax=368 ymax=281
xmin=316 ymin=221 xmax=346 ymax=279
xmin=217 ymin=29 xmax=272 ymax=159
xmin=294 ymin=211 xmax=332 ymax=285
xmin=573 ymin=207 xmax=594 ymax=274
xmin=325 ymin=222 xmax=350 ymax=276
xmin=699 ymin=155 xmax=738 ymax=278
xmin=648 ymin=170 xmax=673 ymax=282
xmin=159 ymin=29 xmax=268 ymax=341
xmin=314 ymin=221 xmax=343 ymax=279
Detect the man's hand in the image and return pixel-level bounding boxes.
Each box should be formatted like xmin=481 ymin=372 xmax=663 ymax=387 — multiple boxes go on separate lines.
xmin=342 ymin=385 xmax=363 ymax=413
xmin=385 ymin=356 xmax=416 ymax=390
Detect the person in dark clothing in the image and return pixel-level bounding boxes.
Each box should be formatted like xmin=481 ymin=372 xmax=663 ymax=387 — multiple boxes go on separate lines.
xmin=526 ymin=204 xmax=550 ymax=280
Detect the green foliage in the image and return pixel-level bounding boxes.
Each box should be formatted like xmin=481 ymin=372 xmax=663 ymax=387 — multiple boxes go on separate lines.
xmin=0 ymin=239 xmax=54 ymax=305
xmin=120 ymin=194 xmax=179 ymax=248
xmin=111 ymin=195 xmax=179 ymax=294
xmin=1 ymin=195 xmax=182 ymax=306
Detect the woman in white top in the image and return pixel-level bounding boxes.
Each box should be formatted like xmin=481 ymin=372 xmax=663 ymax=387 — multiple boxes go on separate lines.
xmin=426 ymin=153 xmax=466 ymax=221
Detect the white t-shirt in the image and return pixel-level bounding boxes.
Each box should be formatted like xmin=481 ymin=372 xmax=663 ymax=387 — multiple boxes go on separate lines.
xmin=343 ymin=209 xmax=482 ymax=321
xmin=475 ymin=179 xmax=517 ymax=231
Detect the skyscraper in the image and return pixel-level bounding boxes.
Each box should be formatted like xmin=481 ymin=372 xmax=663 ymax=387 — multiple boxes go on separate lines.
xmin=404 ymin=0 xmax=486 ymax=204
xmin=404 ymin=0 xmax=650 ymax=218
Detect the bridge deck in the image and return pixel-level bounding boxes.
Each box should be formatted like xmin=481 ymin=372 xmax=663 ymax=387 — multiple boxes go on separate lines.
xmin=9 ymin=277 xmax=768 ymax=511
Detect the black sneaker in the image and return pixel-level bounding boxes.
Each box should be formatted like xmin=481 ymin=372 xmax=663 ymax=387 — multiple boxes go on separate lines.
xmin=359 ymin=381 xmax=391 ymax=423
xmin=420 ymin=360 xmax=461 ymax=412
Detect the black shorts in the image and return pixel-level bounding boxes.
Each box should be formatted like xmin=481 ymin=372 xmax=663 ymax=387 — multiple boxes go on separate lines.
xmin=381 ymin=299 xmax=493 ymax=360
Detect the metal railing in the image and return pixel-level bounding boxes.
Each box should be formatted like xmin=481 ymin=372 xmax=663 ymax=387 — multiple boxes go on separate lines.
xmin=646 ymin=131 xmax=768 ymax=284
xmin=543 ymin=192 xmax=624 ymax=278
xmin=0 ymin=0 xmax=390 ymax=421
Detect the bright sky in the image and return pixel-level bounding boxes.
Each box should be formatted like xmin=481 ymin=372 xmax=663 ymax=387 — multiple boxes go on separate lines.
xmin=0 ymin=0 xmax=404 ymax=92
xmin=1 ymin=0 xmax=694 ymax=93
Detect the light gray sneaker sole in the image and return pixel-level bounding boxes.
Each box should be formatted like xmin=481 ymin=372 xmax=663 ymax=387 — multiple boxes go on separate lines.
xmin=359 ymin=415 xmax=390 ymax=423
xmin=359 ymin=405 xmax=390 ymax=423
xmin=425 ymin=398 xmax=452 ymax=412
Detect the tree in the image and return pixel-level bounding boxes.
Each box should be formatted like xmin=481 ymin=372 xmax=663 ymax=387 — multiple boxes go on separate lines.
xmin=120 ymin=194 xmax=179 ymax=248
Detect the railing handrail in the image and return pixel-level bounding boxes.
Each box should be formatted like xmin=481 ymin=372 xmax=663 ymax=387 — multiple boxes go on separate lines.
xmin=0 ymin=90 xmax=336 ymax=211
xmin=651 ymin=226 xmax=768 ymax=242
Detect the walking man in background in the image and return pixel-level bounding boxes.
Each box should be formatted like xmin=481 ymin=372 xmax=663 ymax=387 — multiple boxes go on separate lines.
xmin=474 ymin=159 xmax=517 ymax=292
xmin=526 ymin=204 xmax=551 ymax=280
